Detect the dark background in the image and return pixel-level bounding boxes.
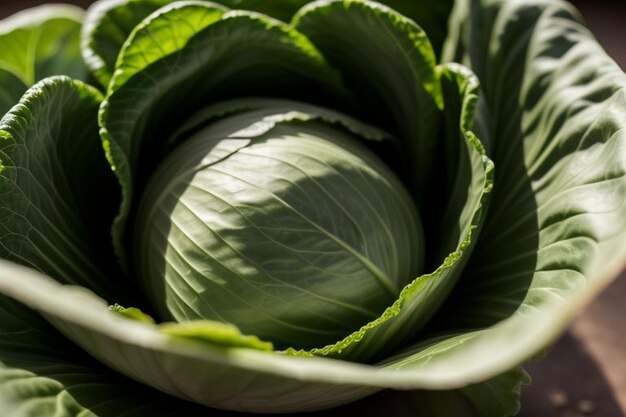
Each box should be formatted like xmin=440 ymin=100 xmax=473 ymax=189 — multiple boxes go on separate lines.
xmin=1 ymin=1 xmax=624 ymax=416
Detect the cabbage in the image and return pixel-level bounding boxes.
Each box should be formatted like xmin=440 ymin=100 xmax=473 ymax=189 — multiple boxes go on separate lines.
xmin=135 ymin=104 xmax=424 ymax=349
xmin=0 ymin=0 xmax=624 ymax=416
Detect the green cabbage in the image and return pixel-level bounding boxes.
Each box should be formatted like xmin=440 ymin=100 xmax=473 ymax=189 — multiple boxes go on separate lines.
xmin=135 ymin=104 xmax=424 ymax=349
xmin=0 ymin=0 xmax=624 ymax=416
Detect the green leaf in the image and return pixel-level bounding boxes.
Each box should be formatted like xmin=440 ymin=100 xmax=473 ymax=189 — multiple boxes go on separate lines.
xmin=81 ymin=0 xmax=329 ymax=88
xmin=0 ymin=277 xmax=481 ymax=417
xmin=0 ymin=76 xmax=124 ymax=301
xmin=110 ymin=1 xmax=227 ymax=91
xmin=459 ymin=368 xmax=530 ymax=417
xmin=293 ymin=0 xmax=442 ymax=207
xmin=379 ymin=0 xmax=626 ymax=404
xmin=161 ymin=321 xmax=274 ymax=351
xmin=109 ymin=303 xmax=155 ymax=323
xmin=281 ymin=64 xmax=493 ymax=361
xmin=432 ymin=0 xmax=626 ymax=350
xmin=0 ymin=4 xmax=88 ymax=116
xmin=100 ymin=4 xmax=349 ymax=269
xmin=0 ymin=285 xmax=479 ymax=417
xmin=374 ymin=0 xmax=454 ymax=59
xmin=0 ymin=259 xmax=514 ymax=414
xmin=0 ymin=295 xmax=225 ymax=417
xmin=81 ymin=0 xmax=171 ymax=87
xmin=0 ymin=264 xmax=495 ymax=417
xmin=214 ymin=0 xmax=455 ymax=53
xmin=0 ymin=4 xmax=87 ymax=86
xmin=0 ymin=69 xmax=27 ymax=116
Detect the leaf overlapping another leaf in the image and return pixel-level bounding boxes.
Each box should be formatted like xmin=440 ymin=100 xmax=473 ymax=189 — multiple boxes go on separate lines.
xmin=0 ymin=0 xmax=623 ymax=416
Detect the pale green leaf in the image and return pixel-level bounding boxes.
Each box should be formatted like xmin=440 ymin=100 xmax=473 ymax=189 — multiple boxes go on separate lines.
xmin=0 ymin=5 xmax=87 ymax=86
xmin=161 ymin=321 xmax=274 ymax=351
xmin=0 ymin=260 xmax=521 ymax=414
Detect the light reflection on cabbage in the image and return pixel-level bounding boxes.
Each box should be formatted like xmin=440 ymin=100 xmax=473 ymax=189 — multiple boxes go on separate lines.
xmin=136 ymin=110 xmax=423 ymax=349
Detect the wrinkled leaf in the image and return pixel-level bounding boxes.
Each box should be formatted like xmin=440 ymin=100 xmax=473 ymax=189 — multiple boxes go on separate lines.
xmin=0 ymin=76 xmax=123 ymax=300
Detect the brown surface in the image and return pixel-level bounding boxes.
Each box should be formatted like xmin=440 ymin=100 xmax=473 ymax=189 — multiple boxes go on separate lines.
xmin=0 ymin=0 xmax=92 ymax=16
xmin=1 ymin=1 xmax=625 ymax=416
xmin=521 ymin=273 xmax=626 ymax=417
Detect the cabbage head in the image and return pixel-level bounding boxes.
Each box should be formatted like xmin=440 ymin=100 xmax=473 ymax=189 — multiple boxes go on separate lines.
xmin=0 ymin=0 xmax=624 ymax=416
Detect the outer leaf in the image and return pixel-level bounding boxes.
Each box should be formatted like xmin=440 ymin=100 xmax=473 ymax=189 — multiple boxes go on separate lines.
xmin=381 ymin=0 xmax=626 ymax=407
xmin=0 ymin=287 xmax=493 ymax=417
xmin=459 ymin=368 xmax=530 ymax=417
xmin=81 ymin=0 xmax=451 ymax=89
xmin=82 ymin=0 xmax=346 ymax=86
xmin=0 ymin=4 xmax=88 ymax=115
xmin=218 ymin=0 xmax=455 ymax=51
xmin=0 ymin=69 xmax=27 ymax=116
xmin=81 ymin=0 xmax=170 ymax=87
xmin=0 ymin=77 xmax=123 ymax=301
xmin=0 ymin=5 xmax=87 ymax=86
xmin=110 ymin=1 xmax=227 ymax=90
xmin=81 ymin=0 xmax=320 ymax=87
xmin=0 ymin=266 xmax=501 ymax=416
xmin=0 ymin=295 xmax=229 ymax=417
xmin=282 ymin=64 xmax=493 ymax=360
xmin=294 ymin=0 xmax=442 ymax=210
xmin=373 ymin=0 xmax=454 ymax=59
xmin=363 ymin=0 xmax=626 ymax=411
xmin=218 ymin=0 xmax=456 ymax=54
xmin=0 ymin=280 xmax=486 ymax=417
xmin=0 ymin=261 xmax=413 ymax=412
xmin=100 ymin=4 xmax=349 ymax=268
xmin=0 ymin=260 xmax=521 ymax=415
xmin=0 ymin=66 xmax=494 ymax=414
xmin=431 ymin=0 xmax=626 ymax=355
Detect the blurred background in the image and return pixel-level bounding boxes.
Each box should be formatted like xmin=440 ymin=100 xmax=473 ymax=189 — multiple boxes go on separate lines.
xmin=0 ymin=1 xmax=624 ymax=416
